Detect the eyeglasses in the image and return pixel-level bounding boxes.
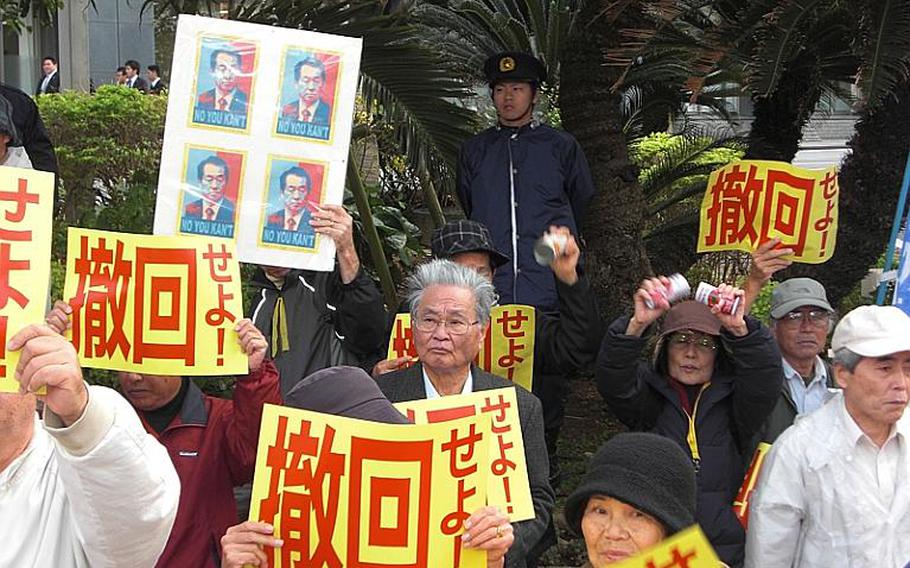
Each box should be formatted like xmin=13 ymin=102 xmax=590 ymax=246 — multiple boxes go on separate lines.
xmin=669 ymin=332 xmax=717 ymax=351
xmin=779 ymin=310 xmax=830 ymax=327
xmin=414 ymin=315 xmax=479 ymax=335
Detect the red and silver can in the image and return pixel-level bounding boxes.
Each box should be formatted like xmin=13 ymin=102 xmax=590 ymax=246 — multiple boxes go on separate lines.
xmin=695 ymin=282 xmax=740 ymax=314
xmin=645 ymin=273 xmax=691 ymax=309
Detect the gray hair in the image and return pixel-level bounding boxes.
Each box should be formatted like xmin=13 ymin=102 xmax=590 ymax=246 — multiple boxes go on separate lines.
xmin=407 ymin=259 xmax=497 ymax=325
xmin=833 ymin=347 xmax=862 ymax=372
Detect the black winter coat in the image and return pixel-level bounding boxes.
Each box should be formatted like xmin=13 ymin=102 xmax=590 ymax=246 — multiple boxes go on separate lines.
xmin=595 ymin=315 xmax=782 ymax=567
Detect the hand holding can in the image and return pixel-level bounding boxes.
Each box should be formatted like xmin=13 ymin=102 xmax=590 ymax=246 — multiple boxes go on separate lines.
xmin=644 ymin=273 xmax=691 ymax=309
xmin=695 ymin=282 xmax=741 ymax=314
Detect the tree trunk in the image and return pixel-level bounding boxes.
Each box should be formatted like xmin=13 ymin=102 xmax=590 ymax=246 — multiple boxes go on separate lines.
xmin=744 ymin=67 xmax=822 ymax=161
xmin=559 ymin=1 xmax=652 ymax=322
xmin=784 ymin=79 xmax=910 ymax=306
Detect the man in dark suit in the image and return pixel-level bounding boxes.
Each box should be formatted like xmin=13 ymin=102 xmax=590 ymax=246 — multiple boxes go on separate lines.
xmin=280 ymin=56 xmax=332 ymax=124
xmin=375 ymin=259 xmax=554 ymax=568
xmin=183 ymin=155 xmax=236 ymax=223
xmin=123 ymin=60 xmax=149 ymax=93
xmin=36 ymin=56 xmax=59 ymax=95
xmin=147 ymin=64 xmax=167 ymax=95
xmin=197 ymin=48 xmax=248 ymax=114
xmin=265 ymin=166 xmax=315 ymax=233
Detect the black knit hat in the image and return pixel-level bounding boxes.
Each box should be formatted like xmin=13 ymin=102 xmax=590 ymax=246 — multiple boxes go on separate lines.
xmin=0 ymin=94 xmax=22 ymax=147
xmin=431 ymin=219 xmax=510 ymax=268
xmin=284 ymin=366 xmax=411 ymax=424
xmin=564 ymin=432 xmax=696 ymax=536
xmin=483 ymin=52 xmax=547 ymax=86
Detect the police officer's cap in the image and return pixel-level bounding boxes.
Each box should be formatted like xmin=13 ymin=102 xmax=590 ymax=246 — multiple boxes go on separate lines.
xmin=483 ymin=52 xmax=547 ymax=86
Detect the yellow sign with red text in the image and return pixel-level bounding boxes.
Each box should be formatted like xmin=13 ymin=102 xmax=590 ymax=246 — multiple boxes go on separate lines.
xmin=62 ymin=228 xmax=246 ymax=375
xmin=0 ymin=167 xmax=55 ymax=393
xmin=395 ymin=388 xmax=533 ymax=523
xmin=610 ymin=525 xmax=721 ymax=568
xmin=387 ymin=305 xmax=536 ymax=391
xmin=249 ymin=404 xmax=490 ymax=568
xmin=697 ymin=160 xmax=838 ymax=263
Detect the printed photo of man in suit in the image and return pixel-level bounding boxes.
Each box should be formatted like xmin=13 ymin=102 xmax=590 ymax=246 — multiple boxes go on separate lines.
xmin=281 ymin=56 xmax=332 ymax=125
xmin=196 ymin=48 xmax=249 ymax=114
xmin=265 ymin=166 xmax=315 ymax=234
xmin=184 ymin=154 xmax=236 ymax=224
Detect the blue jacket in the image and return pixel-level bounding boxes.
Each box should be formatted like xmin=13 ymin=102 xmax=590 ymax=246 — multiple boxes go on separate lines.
xmin=456 ymin=122 xmax=595 ymax=311
xmin=596 ymin=315 xmax=782 ymax=567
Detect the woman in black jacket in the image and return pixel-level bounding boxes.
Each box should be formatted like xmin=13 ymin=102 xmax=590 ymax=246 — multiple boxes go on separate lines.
xmin=596 ymin=277 xmax=782 ymax=567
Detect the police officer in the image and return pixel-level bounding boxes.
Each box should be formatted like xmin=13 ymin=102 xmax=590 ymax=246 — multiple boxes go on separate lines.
xmin=456 ymin=52 xmax=595 ymax=313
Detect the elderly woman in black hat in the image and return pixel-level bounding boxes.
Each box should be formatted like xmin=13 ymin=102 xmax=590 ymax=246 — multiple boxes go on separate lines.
xmin=595 ymin=277 xmax=782 ymax=567
xmin=0 ymin=93 xmax=31 ymax=168
xmin=565 ymin=432 xmax=697 ymax=566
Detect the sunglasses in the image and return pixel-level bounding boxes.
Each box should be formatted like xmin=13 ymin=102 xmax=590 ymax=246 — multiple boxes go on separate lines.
xmin=669 ymin=332 xmax=717 ymax=351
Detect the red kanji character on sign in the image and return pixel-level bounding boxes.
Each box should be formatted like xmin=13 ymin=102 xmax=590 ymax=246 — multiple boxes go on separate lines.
xmin=0 ymin=243 xmax=29 ymax=310
xmin=259 ymin=416 xmax=346 ymax=568
xmin=391 ymin=317 xmax=417 ymax=359
xmin=202 ymin=242 xmax=234 ymax=283
xmin=497 ymin=338 xmax=525 ymax=381
xmin=644 ymin=546 xmax=698 ymax=568
xmin=68 ymin=236 xmax=133 ymax=359
xmin=760 ymin=170 xmax=815 ymax=255
xmin=704 ymin=164 xmax=764 ymax=247
xmin=481 ymin=394 xmax=513 ymax=434
xmin=133 ymin=247 xmax=198 ymax=365
xmin=497 ymin=308 xmax=529 ymax=339
xmin=0 ymin=178 xmax=38 ymax=242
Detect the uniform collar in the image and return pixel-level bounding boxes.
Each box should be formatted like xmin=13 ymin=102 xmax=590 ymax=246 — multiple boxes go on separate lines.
xmin=495 ymin=118 xmax=540 ymax=133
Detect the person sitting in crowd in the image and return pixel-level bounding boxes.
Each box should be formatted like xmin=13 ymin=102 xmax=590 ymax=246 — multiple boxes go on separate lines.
xmin=746 ymin=305 xmax=910 ymax=567
xmin=1 ymin=324 xmax=179 ymax=567
xmin=376 ymin=220 xmax=602 ymax=489
xmin=564 ymin=432 xmax=699 ymax=567
xmin=375 ymin=259 xmax=555 ymax=568
xmin=220 ymin=365 xmax=514 ymax=568
xmin=251 ymin=203 xmax=387 ymax=396
xmin=596 ymin=278 xmax=782 ymax=566
xmin=742 ymin=240 xmax=838 ymax=445
xmin=45 ymin=303 xmax=281 ymax=568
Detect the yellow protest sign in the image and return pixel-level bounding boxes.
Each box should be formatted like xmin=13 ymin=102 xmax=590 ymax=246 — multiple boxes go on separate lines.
xmin=0 ymin=167 xmax=55 ymax=393
xmin=388 ymin=305 xmax=536 ymax=391
xmin=609 ymin=525 xmax=721 ymax=568
xmin=697 ymin=160 xmax=838 ymax=263
xmin=62 ymin=228 xmax=246 ymax=375
xmin=395 ymin=387 xmax=533 ymax=523
xmin=250 ymin=404 xmax=490 ymax=568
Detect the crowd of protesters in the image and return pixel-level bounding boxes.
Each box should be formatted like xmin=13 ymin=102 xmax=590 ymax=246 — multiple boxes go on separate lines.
xmin=2 ymin=48 xmax=909 ymax=568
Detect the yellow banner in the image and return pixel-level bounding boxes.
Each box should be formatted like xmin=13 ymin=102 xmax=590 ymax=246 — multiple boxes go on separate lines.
xmin=62 ymin=228 xmax=246 ymax=375
xmin=395 ymin=387 xmax=533 ymax=523
xmin=697 ymin=160 xmax=838 ymax=263
xmin=610 ymin=525 xmax=721 ymax=568
xmin=250 ymin=404 xmax=490 ymax=568
xmin=0 ymin=167 xmax=55 ymax=393
xmin=388 ymin=305 xmax=536 ymax=391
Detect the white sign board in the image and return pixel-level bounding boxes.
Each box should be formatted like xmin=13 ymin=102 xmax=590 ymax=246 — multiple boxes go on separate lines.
xmin=154 ymin=15 xmax=362 ymax=271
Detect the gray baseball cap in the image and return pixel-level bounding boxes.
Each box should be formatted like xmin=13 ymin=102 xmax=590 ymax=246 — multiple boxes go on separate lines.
xmin=770 ymin=278 xmax=833 ymax=319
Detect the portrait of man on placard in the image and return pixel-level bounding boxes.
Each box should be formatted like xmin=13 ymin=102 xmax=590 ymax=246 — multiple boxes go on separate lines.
xmin=179 ymin=147 xmax=245 ymax=238
xmin=275 ymin=49 xmax=340 ymax=141
xmin=261 ymin=158 xmax=325 ymax=250
xmin=192 ymin=36 xmax=257 ymax=131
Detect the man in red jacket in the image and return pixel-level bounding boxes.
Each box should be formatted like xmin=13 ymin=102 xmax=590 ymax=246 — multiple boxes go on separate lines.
xmin=46 ymin=302 xmax=282 ymax=567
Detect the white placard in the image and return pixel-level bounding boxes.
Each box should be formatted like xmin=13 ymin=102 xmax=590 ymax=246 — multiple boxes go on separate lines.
xmin=154 ymin=15 xmax=362 ymax=271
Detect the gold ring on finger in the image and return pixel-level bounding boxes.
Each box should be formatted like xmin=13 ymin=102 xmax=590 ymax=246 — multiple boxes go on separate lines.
xmin=495 ymin=525 xmax=503 ymax=539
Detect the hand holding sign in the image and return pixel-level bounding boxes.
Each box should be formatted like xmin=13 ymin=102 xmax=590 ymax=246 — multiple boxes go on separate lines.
xmin=462 ymin=506 xmax=514 ymax=566
xmin=220 ymin=521 xmax=283 ymax=568
xmin=235 ymin=318 xmax=267 ymax=372
xmin=8 ymin=324 xmax=88 ymax=426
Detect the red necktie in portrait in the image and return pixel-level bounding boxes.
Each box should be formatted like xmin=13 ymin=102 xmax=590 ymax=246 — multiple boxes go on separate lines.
xmin=301 ymin=109 xmax=311 ymax=122
xmin=286 ymin=218 xmax=297 ymax=231
xmin=218 ymin=97 xmax=228 ymax=111
xmin=205 ymin=207 xmax=215 ymax=221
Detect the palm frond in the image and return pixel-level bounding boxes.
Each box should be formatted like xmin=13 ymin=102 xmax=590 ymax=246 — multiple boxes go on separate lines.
xmin=855 ymin=0 xmax=910 ymax=108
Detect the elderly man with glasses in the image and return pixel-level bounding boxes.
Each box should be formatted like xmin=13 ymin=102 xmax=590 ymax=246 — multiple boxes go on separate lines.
xmin=375 ymin=259 xmax=555 ymax=568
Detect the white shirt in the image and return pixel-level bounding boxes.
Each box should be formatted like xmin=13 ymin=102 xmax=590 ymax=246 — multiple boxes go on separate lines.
xmin=1 ymin=147 xmax=33 ymax=168
xmin=201 ymin=198 xmax=224 ymax=221
xmin=298 ymin=100 xmax=321 ymax=122
xmin=422 ymin=367 xmax=473 ymax=399
xmin=746 ymin=392 xmax=910 ymax=568
xmin=40 ymin=70 xmax=56 ymax=93
xmin=783 ymin=355 xmax=834 ymax=414
xmin=0 ymin=386 xmax=179 ymax=567
xmin=283 ymin=209 xmax=304 ymax=231
xmin=215 ymin=89 xmax=235 ymax=110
